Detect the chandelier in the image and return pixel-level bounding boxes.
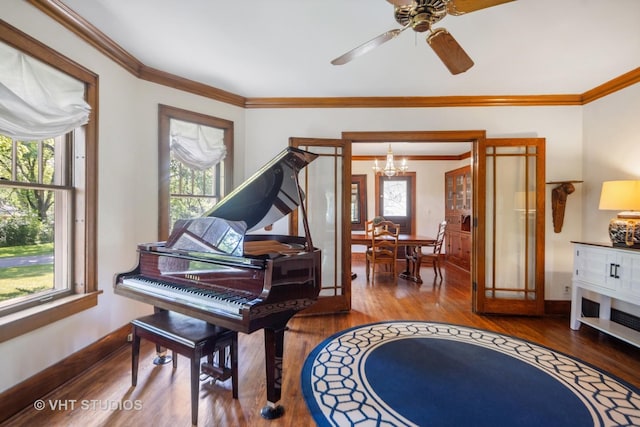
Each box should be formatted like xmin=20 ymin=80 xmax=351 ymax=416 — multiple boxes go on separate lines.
xmin=373 ymin=144 xmax=408 ymax=177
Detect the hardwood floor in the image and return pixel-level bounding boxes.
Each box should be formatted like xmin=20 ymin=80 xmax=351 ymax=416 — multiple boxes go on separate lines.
xmin=5 ymin=261 xmax=640 ymax=427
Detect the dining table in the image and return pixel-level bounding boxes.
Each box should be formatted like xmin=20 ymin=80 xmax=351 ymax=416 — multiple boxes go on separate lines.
xmin=351 ymin=233 xmax=436 ymax=284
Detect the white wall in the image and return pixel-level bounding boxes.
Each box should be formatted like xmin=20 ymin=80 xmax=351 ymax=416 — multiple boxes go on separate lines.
xmin=1 ymin=0 xmax=246 ymax=393
xmin=582 ymin=83 xmax=640 ymax=315
xmin=583 ymin=83 xmax=640 ymax=241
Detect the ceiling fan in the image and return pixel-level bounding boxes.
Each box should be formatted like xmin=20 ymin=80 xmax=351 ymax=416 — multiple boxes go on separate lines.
xmin=331 ymin=0 xmax=514 ymax=74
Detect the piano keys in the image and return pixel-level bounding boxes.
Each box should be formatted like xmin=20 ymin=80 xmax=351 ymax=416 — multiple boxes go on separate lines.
xmin=114 ymin=147 xmax=321 ymax=419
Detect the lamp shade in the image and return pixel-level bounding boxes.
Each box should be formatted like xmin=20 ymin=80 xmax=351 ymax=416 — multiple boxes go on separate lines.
xmin=599 ymin=180 xmax=640 ymax=248
xmin=598 ymin=180 xmax=640 ymax=211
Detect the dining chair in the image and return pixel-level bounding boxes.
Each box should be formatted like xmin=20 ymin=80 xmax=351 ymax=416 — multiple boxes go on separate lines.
xmin=366 ymin=220 xmax=400 ymax=284
xmin=423 ymin=220 xmax=447 ymax=279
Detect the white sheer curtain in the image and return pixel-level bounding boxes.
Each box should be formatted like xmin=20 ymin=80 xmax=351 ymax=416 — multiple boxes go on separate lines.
xmin=170 ymin=119 xmax=226 ymax=171
xmin=0 ymin=41 xmax=91 ymax=141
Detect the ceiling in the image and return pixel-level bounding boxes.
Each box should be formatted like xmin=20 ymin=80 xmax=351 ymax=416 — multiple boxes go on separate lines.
xmin=58 ymin=0 xmax=640 ymax=99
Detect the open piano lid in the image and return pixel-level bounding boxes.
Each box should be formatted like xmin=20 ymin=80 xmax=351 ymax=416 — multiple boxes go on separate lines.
xmin=204 ymin=146 xmax=318 ymax=232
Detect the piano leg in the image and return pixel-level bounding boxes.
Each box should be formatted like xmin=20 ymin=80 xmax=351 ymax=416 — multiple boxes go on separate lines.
xmin=260 ymin=326 xmax=286 ymax=419
xmin=152 ymin=345 xmax=172 ymax=365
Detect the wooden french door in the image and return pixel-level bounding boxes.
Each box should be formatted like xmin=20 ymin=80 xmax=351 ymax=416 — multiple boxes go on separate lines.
xmin=289 ymin=137 xmax=351 ymax=314
xmin=473 ymin=138 xmax=546 ymax=315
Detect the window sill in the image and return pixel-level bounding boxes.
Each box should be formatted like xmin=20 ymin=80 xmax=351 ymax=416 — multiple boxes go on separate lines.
xmin=0 ymin=291 xmax=102 ymax=344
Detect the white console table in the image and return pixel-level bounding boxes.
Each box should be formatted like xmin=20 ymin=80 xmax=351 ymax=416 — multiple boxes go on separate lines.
xmin=570 ymin=242 xmax=640 ymax=347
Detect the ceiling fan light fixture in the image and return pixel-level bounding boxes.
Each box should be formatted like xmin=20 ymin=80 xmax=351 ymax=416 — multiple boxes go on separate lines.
xmin=411 ymin=13 xmax=432 ymax=32
xmin=395 ymin=0 xmax=448 ymax=29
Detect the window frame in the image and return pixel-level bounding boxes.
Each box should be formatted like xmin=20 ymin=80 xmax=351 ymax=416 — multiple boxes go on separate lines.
xmin=375 ymin=173 xmax=417 ymax=235
xmin=0 ymin=135 xmax=74 ymax=314
xmin=0 ymin=21 xmax=99 ymax=343
xmin=351 ymin=174 xmax=368 ymax=231
xmin=157 ymin=105 xmax=234 ymax=241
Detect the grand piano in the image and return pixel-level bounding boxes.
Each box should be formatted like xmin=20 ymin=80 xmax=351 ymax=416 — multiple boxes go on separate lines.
xmin=115 ymin=146 xmax=321 ymax=419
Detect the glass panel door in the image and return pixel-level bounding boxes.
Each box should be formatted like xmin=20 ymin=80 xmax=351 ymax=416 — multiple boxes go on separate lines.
xmin=474 ymin=138 xmax=545 ymax=315
xmin=289 ymin=138 xmax=350 ymax=314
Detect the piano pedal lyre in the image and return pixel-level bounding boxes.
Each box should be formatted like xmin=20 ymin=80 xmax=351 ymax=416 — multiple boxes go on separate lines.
xmin=200 ymin=363 xmax=233 ymax=385
xmin=200 ymin=343 xmax=233 ymax=385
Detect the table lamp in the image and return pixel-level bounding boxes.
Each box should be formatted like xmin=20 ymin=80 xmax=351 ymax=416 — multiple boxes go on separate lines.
xmin=598 ymin=180 xmax=640 ymax=248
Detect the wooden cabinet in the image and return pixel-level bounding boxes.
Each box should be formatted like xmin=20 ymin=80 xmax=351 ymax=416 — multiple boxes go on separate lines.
xmin=570 ymin=242 xmax=640 ymax=348
xmin=444 ymin=166 xmax=471 ymax=271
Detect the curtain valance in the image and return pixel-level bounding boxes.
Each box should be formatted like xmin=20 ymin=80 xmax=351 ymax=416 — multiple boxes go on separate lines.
xmin=0 ymin=41 xmax=91 ymax=140
xmin=170 ymin=119 xmax=226 ymax=171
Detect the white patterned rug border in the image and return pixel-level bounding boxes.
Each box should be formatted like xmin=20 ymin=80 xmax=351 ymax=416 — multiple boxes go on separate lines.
xmin=305 ymin=321 xmax=640 ymax=427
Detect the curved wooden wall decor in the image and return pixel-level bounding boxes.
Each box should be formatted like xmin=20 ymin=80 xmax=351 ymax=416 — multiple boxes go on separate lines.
xmin=548 ymin=181 xmax=583 ymax=233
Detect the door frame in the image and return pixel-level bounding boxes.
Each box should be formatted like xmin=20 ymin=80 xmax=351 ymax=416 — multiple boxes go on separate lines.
xmin=343 ymin=129 xmax=485 ymax=306
xmin=290 ymin=137 xmax=352 ymax=314
xmin=474 ymin=137 xmax=546 ymax=315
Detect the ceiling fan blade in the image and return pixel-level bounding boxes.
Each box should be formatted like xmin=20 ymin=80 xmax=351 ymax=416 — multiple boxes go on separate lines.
xmin=386 ymin=0 xmax=414 ymax=6
xmin=331 ymin=26 xmax=409 ymax=65
xmin=427 ymin=28 xmax=474 ymax=74
xmin=447 ymin=0 xmax=515 ymax=15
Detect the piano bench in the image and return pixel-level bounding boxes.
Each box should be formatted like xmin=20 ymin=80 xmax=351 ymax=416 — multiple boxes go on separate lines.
xmin=130 ymin=310 xmax=238 ymax=426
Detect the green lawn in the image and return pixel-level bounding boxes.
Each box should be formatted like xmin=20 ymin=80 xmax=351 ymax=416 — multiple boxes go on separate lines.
xmin=0 ymin=243 xmax=54 ymax=302
xmin=0 ymin=242 xmax=53 ymax=258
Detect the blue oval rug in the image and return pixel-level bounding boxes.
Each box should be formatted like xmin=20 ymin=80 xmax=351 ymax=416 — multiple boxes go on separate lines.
xmin=301 ymin=321 xmax=640 ymax=426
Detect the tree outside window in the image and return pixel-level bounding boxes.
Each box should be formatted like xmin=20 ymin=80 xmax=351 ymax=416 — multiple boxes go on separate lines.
xmin=0 ymin=134 xmax=69 ymax=306
xmin=158 ymin=105 xmax=234 ymax=240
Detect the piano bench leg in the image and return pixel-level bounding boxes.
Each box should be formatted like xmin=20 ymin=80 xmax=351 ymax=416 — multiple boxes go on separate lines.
xmin=191 ymin=348 xmax=202 ymax=426
xmin=130 ymin=311 xmax=238 ymax=426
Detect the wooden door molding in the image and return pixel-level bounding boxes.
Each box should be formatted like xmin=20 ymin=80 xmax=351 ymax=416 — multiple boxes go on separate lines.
xmin=344 ymin=130 xmax=485 ymax=308
xmin=474 ymin=138 xmax=546 ymax=315
xmin=289 ymin=137 xmax=351 ymax=314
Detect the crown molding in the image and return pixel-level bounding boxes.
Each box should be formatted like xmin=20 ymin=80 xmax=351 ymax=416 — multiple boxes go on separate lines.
xmin=581 ymin=67 xmax=640 ymax=104
xmin=25 ymin=0 xmax=246 ymax=107
xmin=25 ymin=0 xmax=640 ymax=109
xmin=26 ymin=0 xmax=143 ymax=76
xmin=243 ymin=94 xmax=582 ymax=108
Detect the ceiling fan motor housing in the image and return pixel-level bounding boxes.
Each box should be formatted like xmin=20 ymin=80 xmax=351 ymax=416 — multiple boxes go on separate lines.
xmin=394 ymin=0 xmax=449 ymax=32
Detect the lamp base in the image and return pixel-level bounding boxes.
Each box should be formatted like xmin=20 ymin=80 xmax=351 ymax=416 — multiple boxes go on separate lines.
xmin=609 ymin=217 xmax=640 ymax=249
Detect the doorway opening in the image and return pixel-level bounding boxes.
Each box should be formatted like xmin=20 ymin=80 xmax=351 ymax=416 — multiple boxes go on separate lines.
xmin=347 ymin=131 xmax=478 ymax=282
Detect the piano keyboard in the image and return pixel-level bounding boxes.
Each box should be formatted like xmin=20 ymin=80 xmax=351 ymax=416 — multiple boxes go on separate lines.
xmin=120 ymin=275 xmax=253 ymax=316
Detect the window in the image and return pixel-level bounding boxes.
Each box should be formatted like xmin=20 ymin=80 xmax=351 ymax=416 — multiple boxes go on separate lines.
xmin=376 ymin=173 xmax=416 ymax=235
xmin=158 ymin=105 xmax=233 ymax=240
xmin=0 ymin=134 xmax=78 ymax=312
xmin=0 ymin=23 xmax=98 ymax=342
xmin=351 ymin=175 xmax=367 ymax=231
